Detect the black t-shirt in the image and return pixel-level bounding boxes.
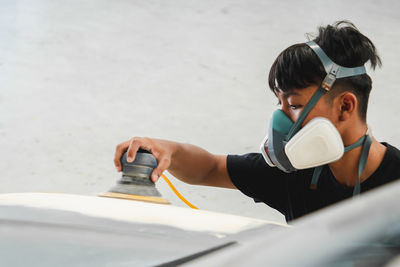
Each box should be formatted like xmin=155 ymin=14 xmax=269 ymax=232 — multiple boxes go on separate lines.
xmin=227 ymin=143 xmax=400 ymax=222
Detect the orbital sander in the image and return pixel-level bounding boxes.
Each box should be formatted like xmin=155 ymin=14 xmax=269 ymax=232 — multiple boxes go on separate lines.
xmin=100 ymin=149 xmax=170 ymax=204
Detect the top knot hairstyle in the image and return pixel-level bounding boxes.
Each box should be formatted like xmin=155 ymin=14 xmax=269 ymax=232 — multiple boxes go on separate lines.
xmin=268 ymin=21 xmax=382 ymax=121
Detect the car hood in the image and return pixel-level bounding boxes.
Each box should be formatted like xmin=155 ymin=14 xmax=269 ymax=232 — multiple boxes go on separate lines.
xmin=0 ymin=192 xmax=287 ymax=266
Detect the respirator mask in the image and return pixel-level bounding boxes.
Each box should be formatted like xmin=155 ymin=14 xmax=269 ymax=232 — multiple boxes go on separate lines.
xmin=260 ymin=41 xmax=372 ymax=195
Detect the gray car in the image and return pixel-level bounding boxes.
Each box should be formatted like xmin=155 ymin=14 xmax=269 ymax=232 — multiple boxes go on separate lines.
xmin=1 ymin=180 xmax=400 ymax=266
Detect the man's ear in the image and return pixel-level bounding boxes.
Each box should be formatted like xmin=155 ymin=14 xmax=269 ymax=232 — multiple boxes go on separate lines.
xmin=339 ymin=92 xmax=357 ymax=121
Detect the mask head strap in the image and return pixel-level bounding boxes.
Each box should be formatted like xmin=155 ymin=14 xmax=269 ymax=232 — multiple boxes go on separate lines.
xmin=306 ymin=41 xmax=367 ymax=81
xmin=310 ymin=130 xmax=373 ymax=196
xmin=286 ymin=41 xmax=367 ymax=140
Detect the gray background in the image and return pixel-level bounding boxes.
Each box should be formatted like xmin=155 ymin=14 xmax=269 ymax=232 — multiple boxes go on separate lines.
xmin=1 ymin=0 xmax=399 ymax=223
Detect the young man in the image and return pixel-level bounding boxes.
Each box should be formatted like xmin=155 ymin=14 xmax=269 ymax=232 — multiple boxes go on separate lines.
xmin=114 ymin=21 xmax=400 ymax=222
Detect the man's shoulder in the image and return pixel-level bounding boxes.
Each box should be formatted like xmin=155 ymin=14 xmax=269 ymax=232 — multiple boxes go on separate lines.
xmin=368 ymin=142 xmax=400 ymax=186
xmin=381 ymin=142 xmax=400 ymax=167
xmin=227 ymin=153 xmax=274 ymax=179
xmin=226 ymin=152 xmax=311 ymax=185
xmin=384 ymin=142 xmax=400 ymax=157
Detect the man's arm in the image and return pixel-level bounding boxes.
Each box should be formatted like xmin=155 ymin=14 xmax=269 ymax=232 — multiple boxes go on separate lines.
xmin=114 ymin=137 xmax=236 ymax=189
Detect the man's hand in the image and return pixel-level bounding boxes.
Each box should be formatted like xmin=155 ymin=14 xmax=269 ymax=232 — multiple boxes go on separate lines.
xmin=114 ymin=137 xmax=235 ymax=188
xmin=114 ymin=137 xmax=173 ymax=183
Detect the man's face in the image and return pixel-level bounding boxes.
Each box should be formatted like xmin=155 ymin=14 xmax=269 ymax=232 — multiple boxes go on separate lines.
xmin=276 ymin=84 xmax=338 ymax=128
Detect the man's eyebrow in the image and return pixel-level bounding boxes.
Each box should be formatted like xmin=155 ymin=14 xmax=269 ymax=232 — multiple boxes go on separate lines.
xmin=282 ymin=91 xmax=300 ymax=97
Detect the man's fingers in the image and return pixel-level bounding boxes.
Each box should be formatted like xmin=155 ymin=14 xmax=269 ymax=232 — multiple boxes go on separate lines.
xmin=115 ymin=137 xmax=172 ymax=181
xmin=151 ymin=156 xmax=171 ymax=182
xmin=114 ymin=141 xmax=130 ymax=172
xmin=127 ymin=138 xmax=142 ymax=163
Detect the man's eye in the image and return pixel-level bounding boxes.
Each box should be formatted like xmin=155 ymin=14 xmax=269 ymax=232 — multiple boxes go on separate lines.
xmin=289 ymin=105 xmax=302 ymax=110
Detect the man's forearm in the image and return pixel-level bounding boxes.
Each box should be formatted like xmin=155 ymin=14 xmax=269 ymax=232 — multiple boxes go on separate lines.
xmin=167 ymin=142 xmax=220 ymax=185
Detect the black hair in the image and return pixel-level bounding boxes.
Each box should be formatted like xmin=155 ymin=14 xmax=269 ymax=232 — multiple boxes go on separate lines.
xmin=268 ymin=20 xmax=382 ymax=121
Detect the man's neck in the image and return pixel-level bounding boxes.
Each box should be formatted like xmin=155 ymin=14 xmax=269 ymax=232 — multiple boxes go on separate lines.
xmin=328 ymin=132 xmax=387 ymax=187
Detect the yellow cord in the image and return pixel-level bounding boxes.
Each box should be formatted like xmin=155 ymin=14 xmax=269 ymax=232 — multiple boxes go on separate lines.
xmin=161 ymin=174 xmax=198 ymax=209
